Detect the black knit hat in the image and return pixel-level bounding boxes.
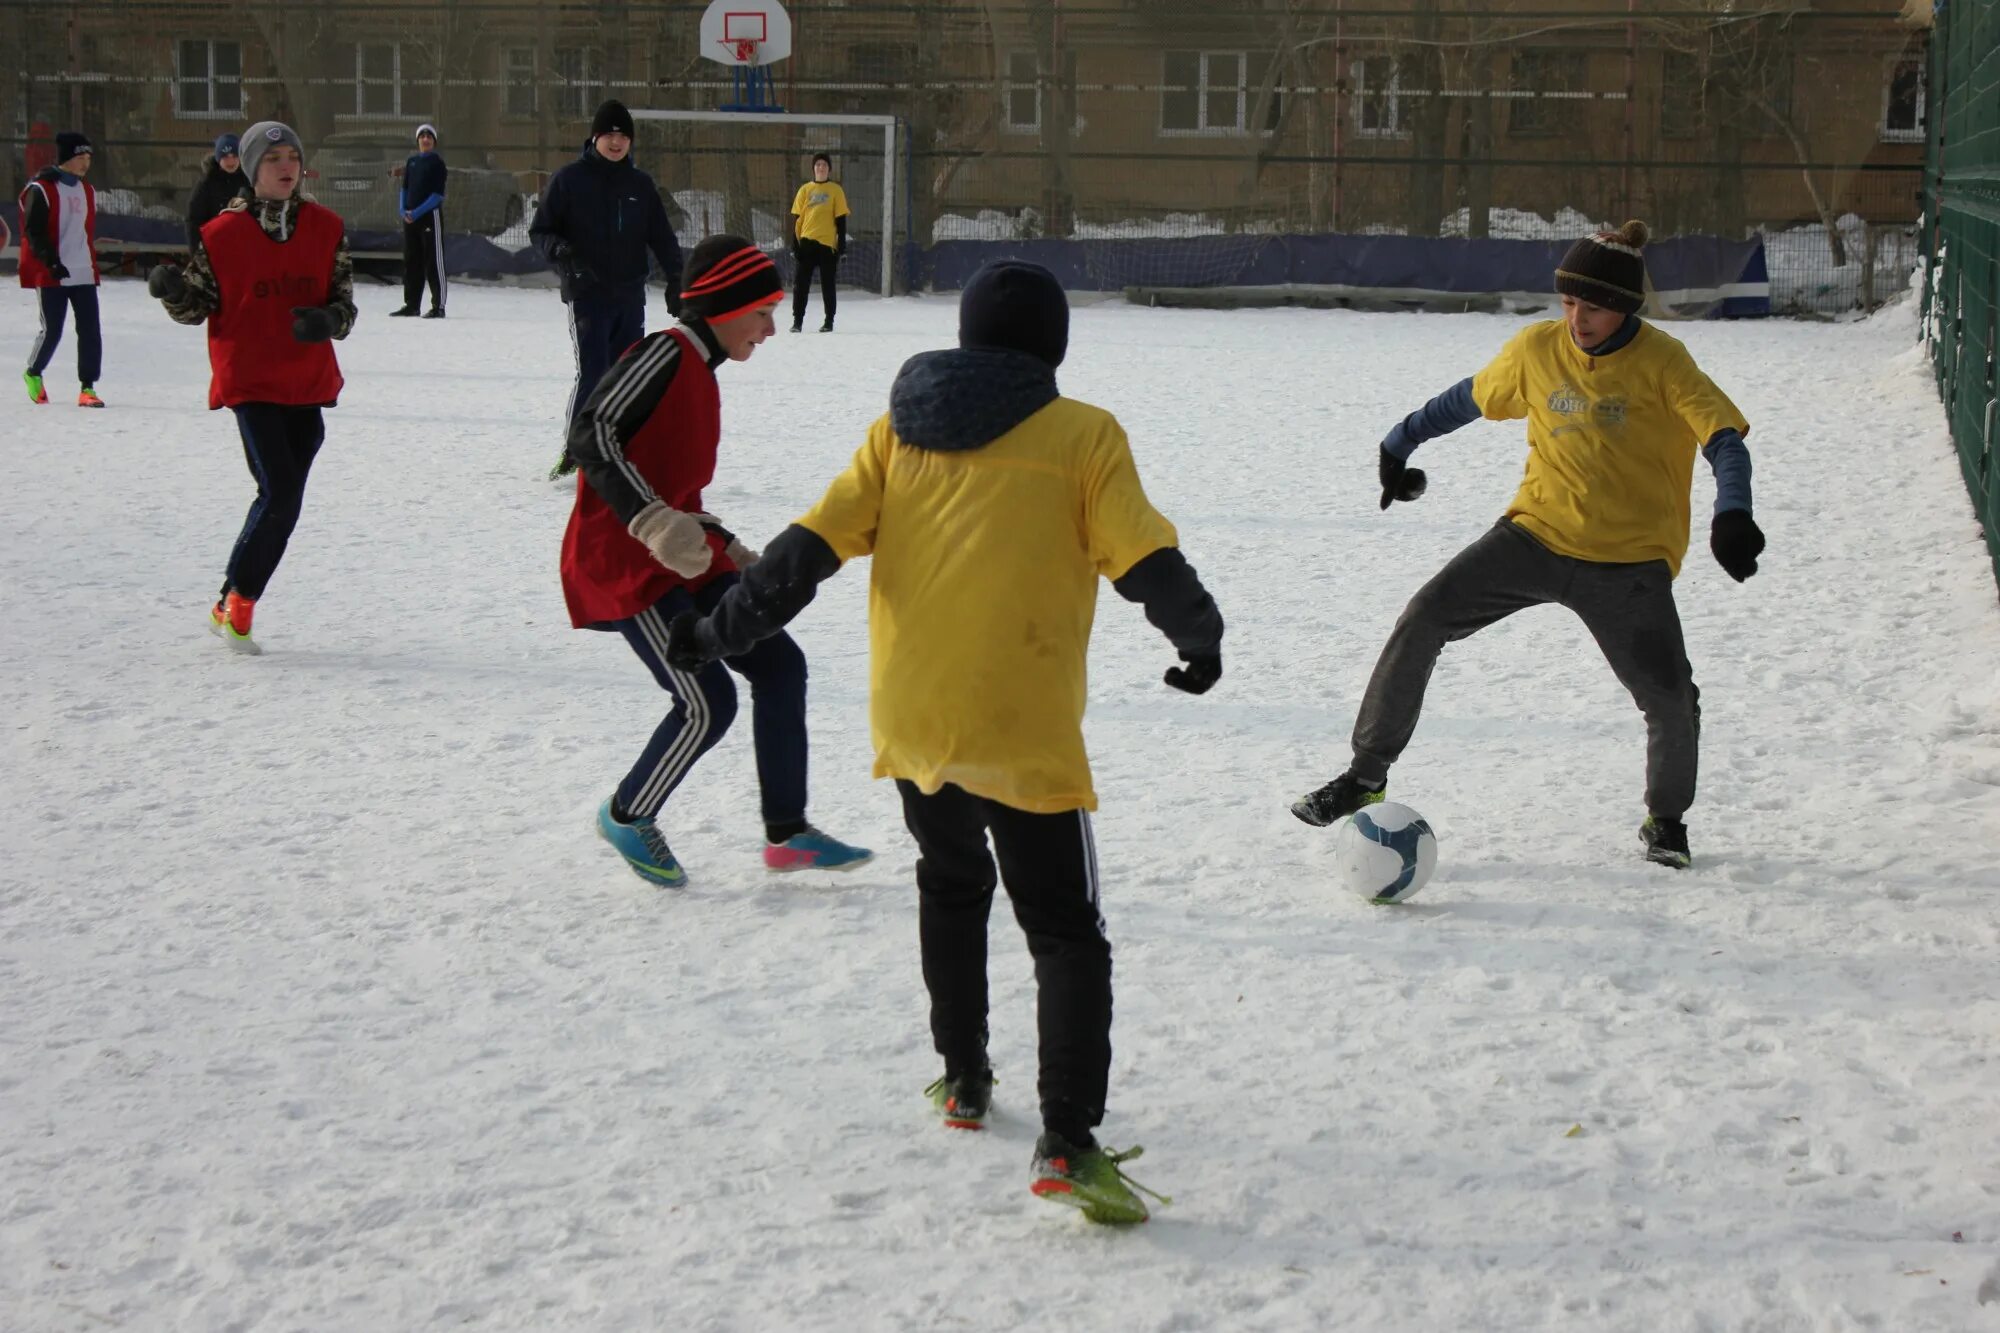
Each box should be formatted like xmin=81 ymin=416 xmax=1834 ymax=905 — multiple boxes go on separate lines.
xmin=1554 ymin=219 xmax=1650 ymax=314
xmin=591 ymin=99 xmax=635 ymax=139
xmin=56 ymin=131 xmax=92 ymax=162
xmin=680 ymin=234 xmax=783 ymax=323
xmin=959 ymin=260 xmax=1069 ymax=369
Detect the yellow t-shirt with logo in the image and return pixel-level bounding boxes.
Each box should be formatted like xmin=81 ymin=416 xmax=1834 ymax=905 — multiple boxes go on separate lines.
xmin=1471 ymin=320 xmax=1749 ymax=576
xmin=791 ymin=180 xmax=850 ymax=249
xmin=797 ymin=398 xmax=1179 ymax=813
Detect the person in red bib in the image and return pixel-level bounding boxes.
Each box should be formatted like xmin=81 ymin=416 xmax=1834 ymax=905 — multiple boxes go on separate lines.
xmin=19 ymin=130 xmax=104 ymax=407
xmin=561 ymin=234 xmax=872 ymax=887
xmin=148 ymin=121 xmax=356 ymax=655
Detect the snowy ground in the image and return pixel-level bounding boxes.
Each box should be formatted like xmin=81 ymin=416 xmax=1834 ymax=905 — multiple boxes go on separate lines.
xmin=3 ymin=279 xmax=1998 ymax=1332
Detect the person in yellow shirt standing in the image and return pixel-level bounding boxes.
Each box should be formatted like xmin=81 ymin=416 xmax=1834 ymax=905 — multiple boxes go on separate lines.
xmin=1291 ymin=220 xmax=1767 ymax=870
xmin=664 ymin=261 xmax=1224 ymax=1225
xmin=789 ymin=153 xmax=848 ymax=333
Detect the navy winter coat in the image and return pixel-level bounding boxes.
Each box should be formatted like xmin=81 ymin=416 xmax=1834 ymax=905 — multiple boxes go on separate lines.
xmin=528 ymin=144 xmax=682 ymax=305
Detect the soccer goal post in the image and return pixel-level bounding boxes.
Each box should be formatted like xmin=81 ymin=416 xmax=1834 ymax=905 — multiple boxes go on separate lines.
xmin=632 ymin=110 xmax=901 ymax=299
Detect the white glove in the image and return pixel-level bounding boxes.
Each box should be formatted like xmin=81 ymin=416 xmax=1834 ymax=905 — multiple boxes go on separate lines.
xmin=627 ymin=500 xmax=713 ymax=578
xmin=725 ymin=536 xmax=760 ymax=568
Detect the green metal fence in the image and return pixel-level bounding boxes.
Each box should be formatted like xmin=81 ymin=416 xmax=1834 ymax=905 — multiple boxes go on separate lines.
xmin=1921 ymin=0 xmax=1999 ymax=591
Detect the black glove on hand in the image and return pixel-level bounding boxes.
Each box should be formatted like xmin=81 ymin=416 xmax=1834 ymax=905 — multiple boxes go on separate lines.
xmin=50 ymin=262 xmax=70 ymax=282
xmin=1379 ymin=448 xmax=1428 ymax=511
xmin=291 ymin=305 xmax=337 ymax=343
xmin=1710 ymin=508 xmax=1765 ymax=582
xmin=1164 ymin=651 xmax=1222 ymax=696
xmin=664 ymin=288 xmax=683 ymax=319
xmin=665 ymin=611 xmax=715 ymax=671
xmin=148 ymin=265 xmax=188 ymax=302
xmin=836 ymin=239 xmax=847 ymax=260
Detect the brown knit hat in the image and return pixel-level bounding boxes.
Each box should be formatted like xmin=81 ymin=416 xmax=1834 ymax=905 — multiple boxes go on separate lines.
xmin=1555 ymin=219 xmax=1649 ymax=314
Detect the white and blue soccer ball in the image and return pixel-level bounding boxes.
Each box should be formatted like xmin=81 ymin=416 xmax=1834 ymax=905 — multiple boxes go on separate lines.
xmin=1331 ymin=802 xmax=1437 ymax=904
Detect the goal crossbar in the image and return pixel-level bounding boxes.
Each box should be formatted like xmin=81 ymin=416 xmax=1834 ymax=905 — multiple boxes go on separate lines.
xmin=633 ymin=110 xmax=899 ymax=298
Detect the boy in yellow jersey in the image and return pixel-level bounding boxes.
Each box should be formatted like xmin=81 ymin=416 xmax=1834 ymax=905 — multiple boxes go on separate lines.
xmin=1291 ymin=220 xmax=1766 ymax=869
xmin=789 ymin=153 xmax=848 ymax=332
xmin=664 ymin=261 xmax=1224 ymax=1224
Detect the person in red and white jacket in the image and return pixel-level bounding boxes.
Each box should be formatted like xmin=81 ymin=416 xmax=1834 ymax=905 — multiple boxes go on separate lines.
xmin=19 ymin=130 xmax=104 ymax=407
xmin=562 ymin=234 xmax=872 ymax=886
xmin=148 ymin=121 xmax=356 ymax=655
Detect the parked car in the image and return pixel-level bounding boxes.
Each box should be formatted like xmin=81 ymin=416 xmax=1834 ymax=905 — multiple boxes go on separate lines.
xmin=315 ymin=132 xmax=524 ymax=237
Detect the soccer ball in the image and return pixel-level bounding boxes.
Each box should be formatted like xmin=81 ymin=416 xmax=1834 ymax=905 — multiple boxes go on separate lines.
xmin=1331 ymin=802 xmax=1437 ymax=904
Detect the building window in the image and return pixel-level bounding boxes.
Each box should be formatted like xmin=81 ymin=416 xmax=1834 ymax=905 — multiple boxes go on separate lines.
xmin=1351 ymin=54 xmax=1416 ymax=139
xmin=177 ymin=39 xmax=242 ymax=118
xmin=1659 ymin=51 xmax=1703 ymax=139
xmin=505 ymin=46 xmax=537 ymax=117
xmin=554 ymin=47 xmax=602 ymax=120
xmin=1882 ymin=58 xmax=1925 ymax=142
xmin=340 ymin=42 xmax=409 ymax=118
xmin=1003 ymin=49 xmax=1080 ymax=135
xmin=1162 ymin=50 xmax=1249 ymax=134
xmin=1508 ymin=50 xmax=1587 ymax=137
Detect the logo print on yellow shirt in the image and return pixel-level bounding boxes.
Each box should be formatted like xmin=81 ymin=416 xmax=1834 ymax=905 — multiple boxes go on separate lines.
xmin=1547 ymin=384 xmax=1587 ymax=416
xmin=1593 ymin=398 xmax=1627 ymax=427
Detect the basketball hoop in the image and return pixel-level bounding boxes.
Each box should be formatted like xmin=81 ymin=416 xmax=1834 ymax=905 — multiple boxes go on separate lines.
xmin=731 ymin=37 xmax=761 ymax=65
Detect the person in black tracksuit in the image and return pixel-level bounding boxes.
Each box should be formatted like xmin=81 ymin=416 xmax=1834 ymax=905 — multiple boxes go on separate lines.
xmin=529 ymin=99 xmax=683 ymax=477
xmin=393 ymin=123 xmax=448 ymax=318
xmin=185 ymin=132 xmax=248 ymax=253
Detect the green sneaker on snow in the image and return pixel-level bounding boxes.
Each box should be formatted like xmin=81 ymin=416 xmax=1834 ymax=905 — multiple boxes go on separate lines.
xmin=924 ymin=1069 xmax=994 ymax=1130
xmin=1029 ymin=1132 xmax=1168 ymax=1226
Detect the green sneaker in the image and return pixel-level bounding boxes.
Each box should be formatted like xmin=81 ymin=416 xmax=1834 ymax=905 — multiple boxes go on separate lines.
xmin=1639 ymin=816 xmax=1692 ymax=869
xmin=1029 ymin=1132 xmax=1169 ymax=1225
xmin=924 ymin=1069 xmax=994 ymax=1130
xmin=24 ymin=370 xmax=48 ymax=404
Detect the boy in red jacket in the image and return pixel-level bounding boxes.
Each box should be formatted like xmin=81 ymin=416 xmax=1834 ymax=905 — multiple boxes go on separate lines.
xmin=149 ymin=121 xmax=356 ymax=654
xmin=563 ymin=234 xmax=871 ymax=886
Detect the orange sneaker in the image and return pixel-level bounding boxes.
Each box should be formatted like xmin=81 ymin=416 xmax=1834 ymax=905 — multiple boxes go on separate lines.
xmin=208 ymin=592 xmax=261 ymax=654
xmin=77 ymin=386 xmax=105 ymax=408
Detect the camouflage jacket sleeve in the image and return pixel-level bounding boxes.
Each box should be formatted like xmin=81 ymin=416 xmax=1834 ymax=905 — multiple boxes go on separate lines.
xmin=162 ymin=237 xmax=222 ymax=325
xmin=325 ymin=230 xmax=357 ymax=340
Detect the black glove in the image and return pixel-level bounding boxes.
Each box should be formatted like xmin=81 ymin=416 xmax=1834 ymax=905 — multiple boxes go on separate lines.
xmin=291 ymin=305 xmax=338 ymax=343
xmin=664 ymin=288 xmax=683 ymax=319
xmin=1163 ymin=651 xmax=1222 ymax=695
xmin=148 ymin=265 xmax=188 ymax=302
xmin=665 ymin=611 xmax=715 ymax=671
xmin=836 ymin=238 xmax=847 ymax=260
xmin=50 ymin=262 xmax=70 ymax=282
xmin=1710 ymin=509 xmax=1765 ymax=582
xmin=1379 ymin=447 xmax=1428 ymax=511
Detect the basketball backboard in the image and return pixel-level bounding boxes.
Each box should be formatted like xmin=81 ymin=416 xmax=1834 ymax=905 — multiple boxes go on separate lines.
xmin=700 ymin=0 xmax=792 ymax=66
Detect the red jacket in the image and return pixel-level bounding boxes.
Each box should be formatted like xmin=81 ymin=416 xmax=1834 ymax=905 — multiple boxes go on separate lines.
xmin=200 ymin=203 xmax=345 ymax=410
xmin=17 ymin=172 xmax=97 ymax=288
xmin=561 ymin=326 xmax=739 ymax=626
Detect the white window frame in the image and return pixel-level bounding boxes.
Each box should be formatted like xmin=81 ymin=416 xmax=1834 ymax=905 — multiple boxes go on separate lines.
xmin=504 ymin=46 xmax=538 ymax=118
xmin=1160 ymin=49 xmax=1248 ymax=136
xmin=554 ymin=47 xmax=603 ymax=121
xmin=1002 ymin=49 xmax=1082 ymax=136
xmin=175 ymin=38 xmax=243 ymax=120
xmin=339 ymin=41 xmax=429 ymax=120
xmin=1880 ymin=56 xmax=1926 ymax=143
xmin=1350 ymin=54 xmax=1411 ymax=140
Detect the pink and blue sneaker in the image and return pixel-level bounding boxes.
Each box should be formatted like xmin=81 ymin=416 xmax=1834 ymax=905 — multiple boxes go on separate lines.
xmin=597 ymin=798 xmax=687 ymax=887
xmin=764 ymin=826 xmax=873 ymax=873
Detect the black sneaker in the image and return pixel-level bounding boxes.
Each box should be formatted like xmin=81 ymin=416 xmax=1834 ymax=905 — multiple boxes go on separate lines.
xmin=1290 ymin=771 xmax=1386 ymax=827
xmin=819 ymin=319 xmax=834 ymax=332
xmin=789 ymin=320 xmax=803 ymax=333
xmin=924 ymin=1068 xmax=994 ymax=1130
xmin=390 ymin=305 xmax=419 ymax=317
xmin=422 ymin=307 xmax=446 ymax=319
xmin=1639 ymin=816 xmax=1691 ymax=869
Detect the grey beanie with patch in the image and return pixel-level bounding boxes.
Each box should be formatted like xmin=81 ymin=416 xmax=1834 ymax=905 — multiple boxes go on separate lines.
xmin=238 ymin=121 xmax=304 ymax=188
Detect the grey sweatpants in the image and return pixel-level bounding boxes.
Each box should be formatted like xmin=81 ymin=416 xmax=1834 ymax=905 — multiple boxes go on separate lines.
xmin=1351 ymin=519 xmax=1701 ymax=818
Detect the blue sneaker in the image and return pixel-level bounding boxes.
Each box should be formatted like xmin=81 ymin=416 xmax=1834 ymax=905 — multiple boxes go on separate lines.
xmin=597 ymin=799 xmax=687 ymax=887
xmin=764 ymin=826 xmax=873 ymax=873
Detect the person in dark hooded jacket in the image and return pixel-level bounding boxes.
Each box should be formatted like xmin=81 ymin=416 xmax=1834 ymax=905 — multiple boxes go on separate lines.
xmin=530 ymin=98 xmax=683 ymax=477
xmin=660 ymin=259 xmax=1224 ymax=1227
xmin=185 ymin=133 xmax=248 ymax=252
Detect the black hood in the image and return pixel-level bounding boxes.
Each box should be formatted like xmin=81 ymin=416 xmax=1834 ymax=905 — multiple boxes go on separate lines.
xmin=889 ymin=347 xmax=1059 ymax=453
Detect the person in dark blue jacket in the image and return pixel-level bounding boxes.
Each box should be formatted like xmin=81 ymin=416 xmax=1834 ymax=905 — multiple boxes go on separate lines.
xmin=392 ymin=123 xmax=448 ymax=318
xmin=530 ymin=99 xmax=684 ymax=478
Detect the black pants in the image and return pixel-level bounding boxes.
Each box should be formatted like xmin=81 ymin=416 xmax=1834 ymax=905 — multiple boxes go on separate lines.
xmin=566 ymin=289 xmax=648 ymax=423
xmin=897 ymin=780 xmax=1111 ymax=1145
xmin=1352 ymin=518 xmax=1701 ymax=818
xmin=791 ymin=239 xmax=838 ymax=328
xmin=612 ymin=576 xmax=810 ymax=824
xmin=222 ymin=404 xmax=324 ymax=602
xmin=27 ymin=285 xmax=102 ymax=385
xmin=402 ymin=209 xmax=446 ymax=312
